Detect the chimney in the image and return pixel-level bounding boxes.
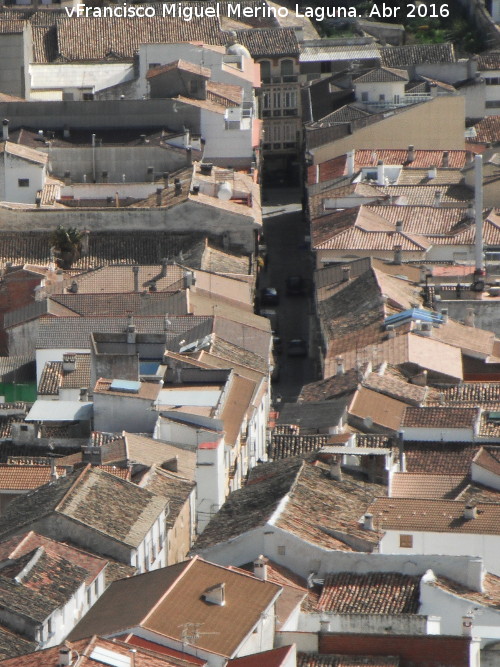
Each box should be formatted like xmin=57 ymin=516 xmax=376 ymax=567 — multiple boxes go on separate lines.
xmin=63 ymin=125 xmax=70 ymax=139
xmin=63 ymin=170 xmax=71 ymax=186
xmin=2 ymin=119 xmax=9 ymax=141
xmin=398 ymin=430 xmax=405 ymax=472
xmin=132 ymin=266 xmax=140 ymax=293
xmin=69 ymin=280 xmax=78 ymax=293
xmin=140 ymin=134 xmax=146 ymax=143
xmin=80 ymin=387 xmax=88 ymax=402
xmin=160 ymin=257 xmax=169 ymax=278
xmin=342 ymin=266 xmax=351 ymax=282
xmin=466 ymin=150 xmax=474 ymax=166
xmin=395 ymin=220 xmax=403 ymax=232
xmin=462 ymin=614 xmax=473 ymax=637
xmin=147 ymin=166 xmax=154 ymax=182
xmin=346 ymin=150 xmax=355 ymax=176
xmin=427 ymin=165 xmax=437 ymax=179
xmin=174 ymin=178 xmax=182 ymax=195
xmin=62 ymin=354 xmax=76 ymax=372
xmin=441 ymin=308 xmax=449 ymax=323
xmin=465 ymin=307 xmax=475 ymax=328
xmin=442 ymin=151 xmax=449 ymax=168
xmin=253 ymin=554 xmax=269 ymax=580
xmin=434 ymin=190 xmax=442 ymax=207
xmin=163 ymin=172 xmax=169 ymax=187
xmin=329 ymin=457 xmax=342 ymax=481
xmin=203 ymin=582 xmax=225 ymax=606
xmin=386 ymin=323 xmax=395 ymax=339
xmin=184 ymin=127 xmax=190 ymax=147
xmin=377 ymin=160 xmax=385 ymax=186
xmin=50 ymin=457 xmax=58 ymax=481
xmin=57 ymin=648 xmax=73 ymax=667
xmin=81 ymin=229 xmax=90 ymax=256
xmin=464 ymin=503 xmax=477 ymax=520
xmin=363 ymin=513 xmax=374 ymax=530
xmin=156 ymin=188 xmax=162 ymax=207
xmin=336 ymin=355 xmax=345 ymax=376
xmin=407 ymin=145 xmax=415 ymax=163
xmin=126 ymin=315 xmax=136 ymax=344
xmin=101 ymin=170 xmax=108 ymax=184
xmin=186 ymin=147 xmax=192 ymax=167
xmin=184 ymin=270 xmax=195 ymax=288
xmin=393 ymin=244 xmax=402 ymax=265
xmin=35 ymin=196 xmax=41 ymax=208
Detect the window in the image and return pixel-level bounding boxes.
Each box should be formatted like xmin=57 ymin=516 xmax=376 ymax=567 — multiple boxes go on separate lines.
xmin=321 ymin=62 xmax=332 ymax=74
xmin=18 ymin=179 xmax=29 ymax=188
xmin=394 ymin=94 xmax=400 ymax=104
xmin=83 ymin=92 xmax=94 ymax=101
xmin=486 ymin=100 xmax=500 ymax=108
xmin=86 ymin=587 xmax=92 ymax=605
xmin=277 ymin=545 xmax=286 ymax=555
xmin=361 ymin=92 xmax=369 ymax=102
xmin=280 ymin=59 xmax=294 ymax=77
xmin=260 ymin=60 xmax=271 ymax=82
xmin=399 ymin=534 xmax=413 ymax=548
xmin=379 ymin=94 xmax=385 ymax=101
xmin=94 ymin=579 xmax=99 ymax=596
xmin=283 ymin=88 xmax=297 ymax=109
xmin=148 ymin=62 xmax=160 ymax=70
xmin=20 ymin=425 xmax=28 ymax=431
xmin=189 ymin=80 xmax=198 ymax=94
xmin=485 ymin=77 xmax=500 ymax=85
xmin=273 ymin=90 xmax=281 ymax=109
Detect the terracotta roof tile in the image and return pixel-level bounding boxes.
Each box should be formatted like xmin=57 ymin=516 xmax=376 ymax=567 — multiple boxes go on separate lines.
xmin=390 ymin=473 xmax=466 ymax=499
xmin=269 ymin=433 xmax=330 ymax=459
xmin=0 ymin=465 xmax=66 ymax=490
xmin=349 ymin=387 xmax=407 ymax=432
xmin=196 ymin=460 xmax=385 ymax=552
xmin=369 ymin=497 xmax=500 ymax=534
xmin=432 ymin=572 xmax=500 ymax=612
xmin=379 ymin=42 xmax=455 ymax=67
xmin=467 ymin=116 xmax=500 ymax=145
xmin=146 ymin=59 xmax=211 ymax=79
xmin=298 ymin=656 xmax=399 ymax=667
xmin=354 ymin=149 xmax=468 ymax=170
xmin=38 ymin=354 xmax=90 ymax=395
xmin=299 ymin=369 xmax=364 ymax=402
xmin=402 ymin=407 xmax=479 ymax=429
xmin=353 ymin=67 xmax=408 ymax=83
xmin=477 ymin=51 xmax=500 ymax=70
xmin=362 ymin=372 xmax=427 ymax=406
xmin=316 ymin=572 xmax=420 ymax=614
xmin=235 ymin=27 xmax=299 ymax=57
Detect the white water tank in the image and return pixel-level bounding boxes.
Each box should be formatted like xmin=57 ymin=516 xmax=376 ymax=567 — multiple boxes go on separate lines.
xmin=218 ymin=181 xmax=233 ymax=200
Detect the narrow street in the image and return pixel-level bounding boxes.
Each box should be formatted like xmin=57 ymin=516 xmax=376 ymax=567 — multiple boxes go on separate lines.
xmin=260 ymin=188 xmax=317 ymax=406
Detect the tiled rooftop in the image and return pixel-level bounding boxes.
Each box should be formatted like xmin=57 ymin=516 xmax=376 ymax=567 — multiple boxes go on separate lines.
xmin=315 ymin=572 xmax=420 ymax=614
xmin=390 ymin=473 xmax=466 ymax=499
xmin=299 ymin=369 xmax=364 ymax=402
xmin=0 ymin=624 xmax=37 ymax=661
xmin=467 ymin=116 xmax=500 ymax=145
xmin=298 ymin=656 xmax=399 ymax=667
xmin=38 ymin=354 xmax=90 ymax=395
xmin=432 ymin=572 xmax=500 ymax=612
xmin=0 ymin=231 xmax=211 ymax=271
xmin=402 ymin=407 xmax=479 ymax=429
xmin=362 ymin=372 xmax=427 ymax=406
xmin=196 ymin=459 xmax=385 ymax=552
xmin=379 ymin=43 xmax=456 ymax=67
xmin=369 ymin=497 xmax=500 ymax=534
xmin=0 ymin=465 xmax=66 ymax=490
xmin=269 ymin=434 xmax=330 ymax=460
xmin=36 ymin=314 xmax=212 ymax=349
xmin=353 ymin=67 xmax=408 ymax=83
xmin=349 ymin=388 xmax=407 ymax=432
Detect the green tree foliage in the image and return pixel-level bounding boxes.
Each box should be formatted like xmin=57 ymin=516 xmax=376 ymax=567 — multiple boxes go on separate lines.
xmin=50 ymin=226 xmax=83 ymax=269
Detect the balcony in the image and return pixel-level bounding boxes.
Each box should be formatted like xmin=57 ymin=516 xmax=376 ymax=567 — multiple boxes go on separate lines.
xmin=362 ymin=93 xmax=432 ymax=110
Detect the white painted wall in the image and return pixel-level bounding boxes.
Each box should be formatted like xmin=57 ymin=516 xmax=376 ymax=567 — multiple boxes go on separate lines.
xmin=355 ymin=80 xmax=406 ymax=104
xmin=1 ymin=152 xmax=45 ymax=204
xmin=379 ymin=529 xmax=500 ymax=576
xmin=29 ymin=63 xmax=135 ymax=100
xmin=471 ymin=462 xmax=500 ymax=491
xmin=196 ymin=438 xmax=226 ymax=533
xmin=420 ymin=578 xmax=500 ymax=647
xmin=401 ymin=426 xmax=474 ymax=442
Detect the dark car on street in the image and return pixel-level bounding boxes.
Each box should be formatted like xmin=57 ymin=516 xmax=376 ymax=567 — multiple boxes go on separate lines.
xmin=260 ymin=286 xmax=280 ymax=306
xmin=287 ymin=338 xmax=308 ymax=357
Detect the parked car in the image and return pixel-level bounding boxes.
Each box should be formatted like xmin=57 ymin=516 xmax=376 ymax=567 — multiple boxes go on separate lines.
xmin=273 ymin=335 xmax=283 ymax=355
xmin=287 ymin=338 xmax=308 ymax=357
xmin=260 ymin=308 xmax=279 ymax=334
xmin=260 ymin=287 xmax=279 ymax=306
xmin=286 ymin=275 xmax=306 ymax=296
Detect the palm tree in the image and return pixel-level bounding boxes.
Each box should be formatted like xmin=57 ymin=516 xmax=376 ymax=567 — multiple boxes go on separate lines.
xmin=50 ymin=226 xmax=83 ymax=269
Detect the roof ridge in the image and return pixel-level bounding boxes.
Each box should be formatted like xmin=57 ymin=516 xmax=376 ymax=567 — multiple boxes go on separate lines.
xmin=140 ymin=556 xmax=199 ymax=626
xmin=54 ymin=464 xmax=91 ymax=513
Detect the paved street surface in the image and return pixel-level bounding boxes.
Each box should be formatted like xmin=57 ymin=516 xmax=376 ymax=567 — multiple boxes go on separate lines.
xmin=261 ymin=188 xmax=317 ymax=407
